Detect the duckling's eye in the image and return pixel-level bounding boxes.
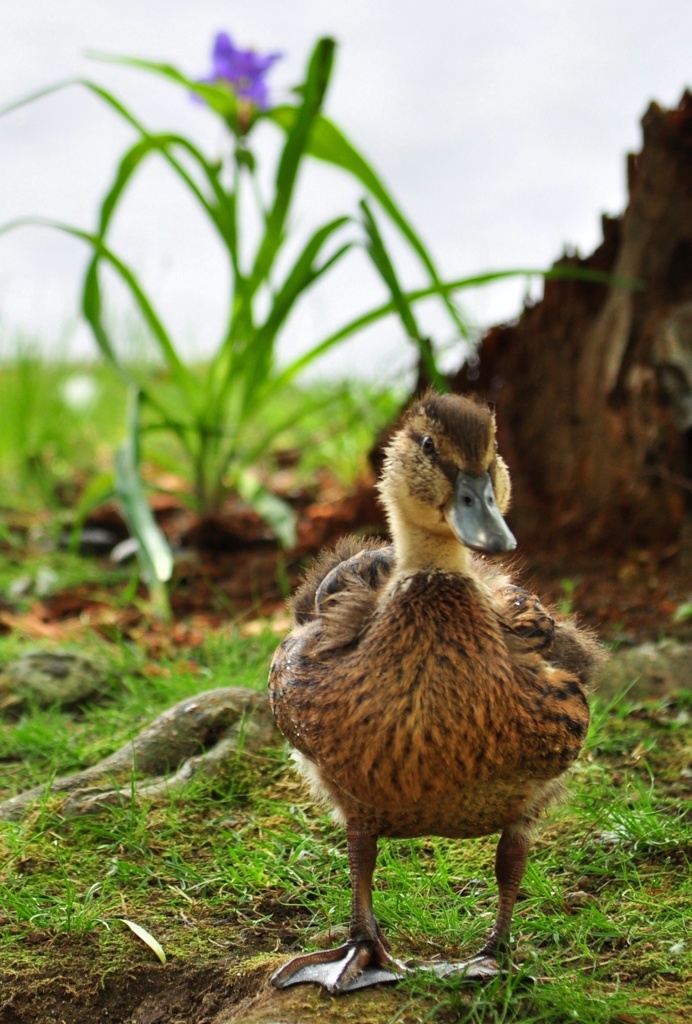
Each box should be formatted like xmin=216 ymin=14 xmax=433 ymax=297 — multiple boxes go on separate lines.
xmin=421 ymin=435 xmax=435 ymax=456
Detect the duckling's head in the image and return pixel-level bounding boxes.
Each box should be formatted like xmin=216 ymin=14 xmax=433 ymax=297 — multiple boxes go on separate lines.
xmin=378 ymin=391 xmax=516 ymax=560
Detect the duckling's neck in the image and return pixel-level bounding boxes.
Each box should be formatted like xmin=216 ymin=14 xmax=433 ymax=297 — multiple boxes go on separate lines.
xmin=387 ymin=508 xmax=472 ymax=576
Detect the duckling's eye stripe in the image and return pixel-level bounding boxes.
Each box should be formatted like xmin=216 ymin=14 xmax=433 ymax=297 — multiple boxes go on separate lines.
xmin=438 ymin=459 xmax=458 ymax=485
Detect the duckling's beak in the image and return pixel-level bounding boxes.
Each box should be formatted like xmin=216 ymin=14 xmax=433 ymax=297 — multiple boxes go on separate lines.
xmin=445 ymin=471 xmax=517 ymax=554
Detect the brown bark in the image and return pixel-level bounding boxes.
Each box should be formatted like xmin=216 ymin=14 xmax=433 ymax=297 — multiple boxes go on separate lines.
xmin=451 ymin=91 xmax=692 ymax=552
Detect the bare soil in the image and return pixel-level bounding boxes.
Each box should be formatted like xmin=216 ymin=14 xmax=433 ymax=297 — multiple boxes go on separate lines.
xmin=0 ymin=960 xmax=234 ymax=1024
xmin=0 ymin=957 xmax=435 ymax=1024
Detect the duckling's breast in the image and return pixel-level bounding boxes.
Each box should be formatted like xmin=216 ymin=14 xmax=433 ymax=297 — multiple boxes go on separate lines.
xmin=270 ymin=570 xmax=589 ymax=839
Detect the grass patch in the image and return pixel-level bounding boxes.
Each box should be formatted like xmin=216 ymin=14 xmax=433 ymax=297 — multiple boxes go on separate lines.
xmin=0 ymin=346 xmax=128 ymax=509
xmin=0 ymin=626 xmax=690 ymax=1022
xmin=0 ymin=347 xmax=400 ymax=512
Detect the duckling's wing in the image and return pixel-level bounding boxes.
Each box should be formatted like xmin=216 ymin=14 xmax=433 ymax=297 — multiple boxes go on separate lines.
xmin=315 ymin=545 xmax=394 ymax=612
xmin=268 ymin=621 xmax=323 ymax=755
xmin=470 ymin=555 xmax=604 ymax=686
xmin=291 ymin=536 xmax=393 ymax=624
xmin=269 ymin=540 xmax=396 ymax=753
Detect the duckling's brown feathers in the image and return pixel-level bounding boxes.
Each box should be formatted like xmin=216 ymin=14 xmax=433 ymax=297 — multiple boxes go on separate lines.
xmin=290 ymin=536 xmax=391 ymax=624
xmin=288 ymin=535 xmax=600 ymax=678
xmin=289 ymin=536 xmax=394 ymax=653
xmin=270 ymin=564 xmax=591 ymax=839
xmin=268 ymin=393 xmax=604 ymax=991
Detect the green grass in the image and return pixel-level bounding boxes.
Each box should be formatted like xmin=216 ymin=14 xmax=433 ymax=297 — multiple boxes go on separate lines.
xmin=0 ymin=344 xmax=400 ymax=513
xmin=0 ymin=626 xmax=690 ymax=1023
xmin=0 ymin=343 xmax=129 ymax=509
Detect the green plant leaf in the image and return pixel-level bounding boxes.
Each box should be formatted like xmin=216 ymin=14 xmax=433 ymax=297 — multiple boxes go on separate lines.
xmin=208 ymin=215 xmax=353 ymax=426
xmin=1 ymin=75 xmax=240 ymax=293
xmin=246 ymin=38 xmax=336 ymax=301
xmin=87 ymin=52 xmax=246 ymax=125
xmin=237 ymin=471 xmax=296 ymax=550
xmin=236 ymin=217 xmax=354 ymax=414
xmin=93 ymin=129 xmax=240 ymax=270
xmin=0 ymin=77 xmax=145 ymax=133
xmin=360 ymin=199 xmax=445 ymax=389
xmin=267 ymin=104 xmax=468 ymax=338
xmin=71 ymin=232 xmax=196 ymax=401
xmin=0 ymin=217 xmax=192 ymax=408
xmin=274 ymin=263 xmax=638 ymax=386
xmin=114 ymin=389 xmax=173 ymax=620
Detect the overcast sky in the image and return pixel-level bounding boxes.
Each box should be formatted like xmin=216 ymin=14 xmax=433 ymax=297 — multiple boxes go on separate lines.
xmin=1 ymin=1 xmax=690 ymax=379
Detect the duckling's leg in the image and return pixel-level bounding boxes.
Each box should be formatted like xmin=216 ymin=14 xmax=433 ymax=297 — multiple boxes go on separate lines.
xmin=432 ymin=827 xmax=530 ymax=980
xmin=271 ymin=825 xmax=406 ymax=994
xmin=476 ymin=827 xmax=530 ymax=961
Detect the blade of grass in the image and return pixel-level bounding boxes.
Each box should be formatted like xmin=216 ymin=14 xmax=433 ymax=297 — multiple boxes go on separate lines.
xmin=235 ymin=221 xmax=354 ymax=420
xmin=237 ymin=471 xmax=296 ymax=549
xmin=0 ymin=219 xmax=194 ymax=407
xmin=0 ymin=217 xmax=200 ymax=413
xmin=92 ymin=130 xmax=240 ymax=274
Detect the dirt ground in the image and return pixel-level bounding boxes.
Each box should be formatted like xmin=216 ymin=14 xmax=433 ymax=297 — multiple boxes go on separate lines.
xmin=0 ymin=957 xmax=441 ymax=1024
xmin=0 ymin=960 xmax=234 ymax=1024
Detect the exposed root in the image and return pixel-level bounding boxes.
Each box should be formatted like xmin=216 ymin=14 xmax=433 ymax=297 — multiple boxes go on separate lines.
xmin=0 ymin=687 xmax=280 ymax=821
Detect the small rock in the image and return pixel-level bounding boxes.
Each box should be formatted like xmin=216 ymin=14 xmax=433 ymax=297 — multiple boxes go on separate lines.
xmin=0 ymin=650 xmax=115 ymax=715
xmin=595 ymin=640 xmax=692 ymax=699
xmin=564 ymin=890 xmax=593 ymax=908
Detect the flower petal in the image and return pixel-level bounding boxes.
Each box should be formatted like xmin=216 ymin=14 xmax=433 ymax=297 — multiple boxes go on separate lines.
xmin=200 ymin=31 xmax=283 ymax=112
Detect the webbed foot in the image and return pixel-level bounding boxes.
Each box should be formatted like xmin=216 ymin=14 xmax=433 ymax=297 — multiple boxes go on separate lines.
xmin=270 ymin=938 xmax=406 ymax=994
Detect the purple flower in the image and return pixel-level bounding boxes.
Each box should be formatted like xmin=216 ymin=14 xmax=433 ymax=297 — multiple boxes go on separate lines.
xmin=202 ymin=32 xmax=282 ymax=111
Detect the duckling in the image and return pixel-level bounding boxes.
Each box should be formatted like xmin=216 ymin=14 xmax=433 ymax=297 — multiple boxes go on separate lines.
xmin=269 ymin=391 xmax=601 ymax=994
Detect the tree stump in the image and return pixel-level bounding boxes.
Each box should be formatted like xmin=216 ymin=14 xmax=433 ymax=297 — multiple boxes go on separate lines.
xmin=451 ymin=91 xmax=692 ymax=556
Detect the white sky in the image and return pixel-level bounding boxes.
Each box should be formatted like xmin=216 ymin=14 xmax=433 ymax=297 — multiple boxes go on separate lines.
xmin=0 ymin=1 xmax=690 ymax=379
